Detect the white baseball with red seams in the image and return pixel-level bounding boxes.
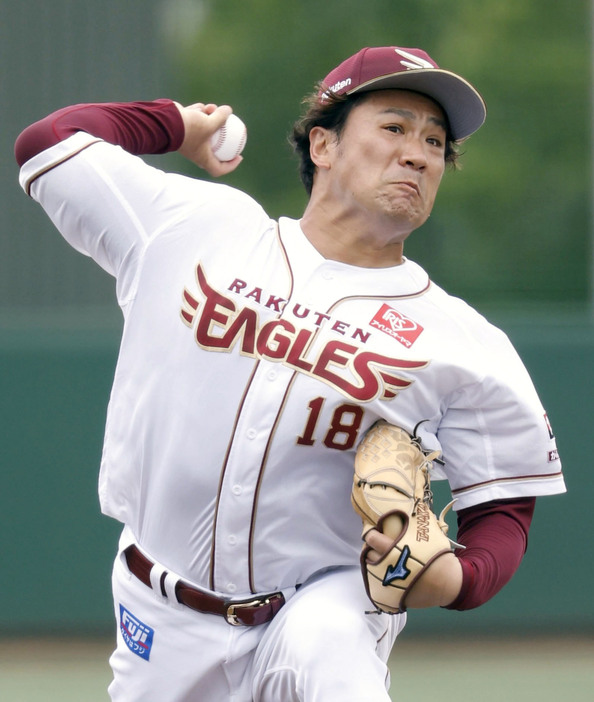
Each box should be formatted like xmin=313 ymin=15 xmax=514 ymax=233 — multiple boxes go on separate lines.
xmin=210 ymin=113 xmax=247 ymax=161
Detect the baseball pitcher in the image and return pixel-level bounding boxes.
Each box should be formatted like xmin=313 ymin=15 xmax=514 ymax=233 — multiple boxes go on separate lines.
xmin=15 ymin=45 xmax=565 ymax=701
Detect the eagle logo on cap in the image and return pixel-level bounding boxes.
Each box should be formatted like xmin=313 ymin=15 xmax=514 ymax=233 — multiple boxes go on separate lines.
xmin=394 ymin=48 xmax=434 ymax=70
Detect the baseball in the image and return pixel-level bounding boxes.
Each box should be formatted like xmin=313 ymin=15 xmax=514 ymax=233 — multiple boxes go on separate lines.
xmin=210 ymin=113 xmax=247 ymax=162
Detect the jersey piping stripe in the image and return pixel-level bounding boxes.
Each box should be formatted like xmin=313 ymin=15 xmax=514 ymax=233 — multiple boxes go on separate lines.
xmin=326 ymin=280 xmax=433 ymax=310
xmin=275 ymin=220 xmax=295 ymax=302
xmin=209 ymin=222 xmax=294 ymax=593
xmin=451 ymin=471 xmax=565 ymax=497
xmin=209 ymin=358 xmax=262 ymax=591
xmin=247 ymin=225 xmax=322 ymax=592
xmin=247 ymin=370 xmax=302 ymax=593
xmin=245 ymin=266 xmax=339 ymax=591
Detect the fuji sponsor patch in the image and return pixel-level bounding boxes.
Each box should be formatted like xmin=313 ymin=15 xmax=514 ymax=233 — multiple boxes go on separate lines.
xmin=119 ymin=605 xmax=154 ymax=661
xmin=370 ymin=304 xmax=424 ymax=348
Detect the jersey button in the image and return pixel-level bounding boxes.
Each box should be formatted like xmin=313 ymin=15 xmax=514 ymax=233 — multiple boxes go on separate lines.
xmin=228 ymin=535 xmax=237 ymax=546
xmin=232 ymin=484 xmax=243 ymax=495
xmin=227 ymin=583 xmax=237 ymax=594
xmin=246 ymin=428 xmax=257 ymax=440
xmin=267 ymin=370 xmax=277 ymax=381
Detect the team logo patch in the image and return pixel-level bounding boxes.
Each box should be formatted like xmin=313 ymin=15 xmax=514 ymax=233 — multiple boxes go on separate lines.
xmin=370 ymin=305 xmax=424 ymax=348
xmin=119 ymin=605 xmax=154 ymax=661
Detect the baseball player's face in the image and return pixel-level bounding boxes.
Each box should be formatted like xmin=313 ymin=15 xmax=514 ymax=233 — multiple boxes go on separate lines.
xmin=316 ymin=90 xmax=447 ymax=239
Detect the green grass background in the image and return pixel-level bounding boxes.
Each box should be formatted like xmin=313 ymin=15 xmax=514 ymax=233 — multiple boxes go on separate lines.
xmin=1 ymin=635 xmax=592 ymax=701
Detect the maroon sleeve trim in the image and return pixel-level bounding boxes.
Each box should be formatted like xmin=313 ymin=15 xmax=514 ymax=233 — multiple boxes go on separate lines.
xmin=444 ymin=496 xmax=536 ymax=611
xmin=15 ymin=99 xmax=185 ymax=166
xmin=450 ymin=471 xmax=563 ymax=497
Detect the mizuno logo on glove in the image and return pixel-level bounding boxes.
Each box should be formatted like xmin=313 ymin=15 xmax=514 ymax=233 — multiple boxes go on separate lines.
xmin=383 ymin=545 xmax=411 ymax=585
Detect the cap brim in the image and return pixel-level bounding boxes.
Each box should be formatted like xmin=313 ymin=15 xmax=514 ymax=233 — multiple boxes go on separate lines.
xmin=348 ymin=69 xmax=486 ymax=141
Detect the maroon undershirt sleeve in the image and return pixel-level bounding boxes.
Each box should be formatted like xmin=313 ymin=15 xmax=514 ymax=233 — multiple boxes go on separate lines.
xmin=14 ymin=99 xmax=185 ymax=166
xmin=445 ymin=496 xmax=536 ymax=611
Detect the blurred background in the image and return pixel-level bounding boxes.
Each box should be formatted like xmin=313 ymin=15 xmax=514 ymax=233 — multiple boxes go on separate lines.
xmin=0 ymin=0 xmax=592 ymax=690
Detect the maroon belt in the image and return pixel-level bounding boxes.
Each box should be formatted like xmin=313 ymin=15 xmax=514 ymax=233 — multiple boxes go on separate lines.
xmin=124 ymin=545 xmax=285 ymax=626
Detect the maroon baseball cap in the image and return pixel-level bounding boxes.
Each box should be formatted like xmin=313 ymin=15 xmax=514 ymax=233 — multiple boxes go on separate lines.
xmin=320 ymin=46 xmax=486 ymax=140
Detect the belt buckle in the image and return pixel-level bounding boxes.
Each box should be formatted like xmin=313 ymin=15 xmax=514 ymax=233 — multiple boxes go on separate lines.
xmin=226 ymin=597 xmax=270 ymax=626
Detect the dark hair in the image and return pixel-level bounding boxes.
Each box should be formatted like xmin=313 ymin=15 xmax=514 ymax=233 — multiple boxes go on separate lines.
xmin=289 ymin=84 xmax=460 ymax=195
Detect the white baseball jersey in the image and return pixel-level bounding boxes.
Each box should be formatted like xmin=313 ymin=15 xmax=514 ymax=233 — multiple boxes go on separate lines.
xmin=20 ymin=132 xmax=565 ymax=599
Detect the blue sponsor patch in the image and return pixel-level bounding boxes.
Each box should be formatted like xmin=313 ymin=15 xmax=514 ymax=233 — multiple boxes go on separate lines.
xmin=119 ymin=604 xmax=154 ymax=661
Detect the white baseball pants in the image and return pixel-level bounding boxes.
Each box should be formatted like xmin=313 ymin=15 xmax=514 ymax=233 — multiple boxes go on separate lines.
xmin=107 ymin=537 xmax=406 ymax=701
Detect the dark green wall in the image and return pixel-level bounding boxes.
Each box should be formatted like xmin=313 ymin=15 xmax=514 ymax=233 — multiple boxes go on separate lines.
xmin=0 ymin=326 xmax=122 ymax=633
xmin=1 ymin=314 xmax=591 ymax=636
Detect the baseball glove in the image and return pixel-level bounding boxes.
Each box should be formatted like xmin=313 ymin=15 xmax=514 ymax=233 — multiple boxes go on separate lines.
xmin=351 ymin=420 xmax=456 ymax=614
